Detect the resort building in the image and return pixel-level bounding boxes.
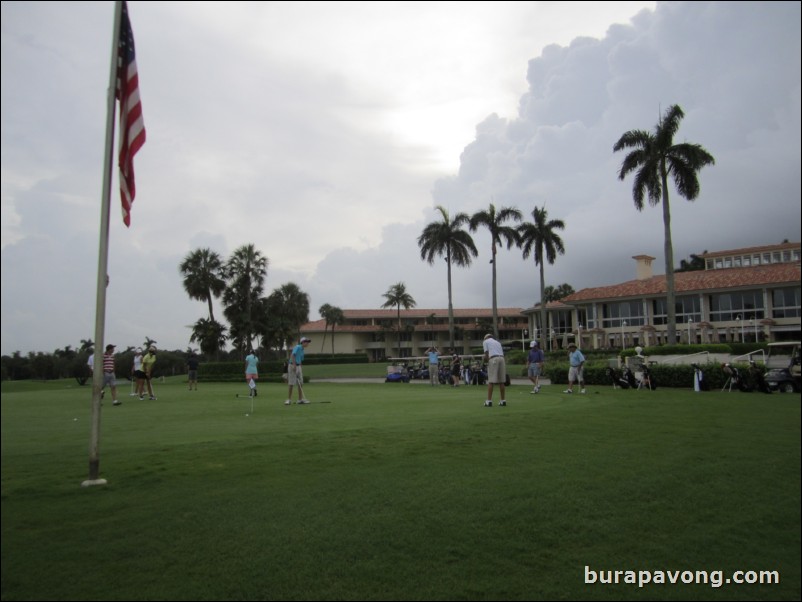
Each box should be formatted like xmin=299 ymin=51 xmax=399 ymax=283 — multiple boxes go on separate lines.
xmin=300 ymin=242 xmax=800 ymax=359
xmin=524 ymin=242 xmax=801 ymax=350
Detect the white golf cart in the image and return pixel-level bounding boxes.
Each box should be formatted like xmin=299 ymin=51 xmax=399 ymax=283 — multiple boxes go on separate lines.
xmin=764 ymin=341 xmax=801 ymax=393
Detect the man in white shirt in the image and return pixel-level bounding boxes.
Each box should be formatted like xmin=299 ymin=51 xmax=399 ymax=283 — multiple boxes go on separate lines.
xmin=482 ymin=334 xmax=507 ymax=407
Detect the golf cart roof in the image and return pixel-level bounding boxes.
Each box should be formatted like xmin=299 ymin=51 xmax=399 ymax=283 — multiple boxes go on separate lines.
xmin=767 ymin=341 xmax=801 ymax=348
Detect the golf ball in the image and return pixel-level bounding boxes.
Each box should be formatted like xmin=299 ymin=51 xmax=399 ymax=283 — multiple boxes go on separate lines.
xmin=245 ymin=414 xmax=249 ymax=417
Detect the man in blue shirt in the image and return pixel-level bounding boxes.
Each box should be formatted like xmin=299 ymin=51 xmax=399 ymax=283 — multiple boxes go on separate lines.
xmin=564 ymin=342 xmax=586 ymax=394
xmin=527 ymin=340 xmax=545 ymax=394
xmin=427 ymin=346 xmax=440 ymax=386
xmin=285 ymin=337 xmax=311 ymax=405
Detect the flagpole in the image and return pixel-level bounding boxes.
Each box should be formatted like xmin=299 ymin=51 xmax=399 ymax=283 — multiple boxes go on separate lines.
xmin=83 ymin=0 xmax=124 ymax=487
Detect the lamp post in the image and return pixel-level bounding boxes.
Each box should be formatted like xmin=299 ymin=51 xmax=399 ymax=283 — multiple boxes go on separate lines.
xmin=621 ymin=320 xmax=627 ymax=349
xmin=737 ymin=315 xmax=744 ymax=343
xmin=550 ymin=328 xmax=555 ymax=352
xmin=522 ymin=328 xmax=528 ymax=352
xmin=577 ymin=323 xmax=582 ymax=348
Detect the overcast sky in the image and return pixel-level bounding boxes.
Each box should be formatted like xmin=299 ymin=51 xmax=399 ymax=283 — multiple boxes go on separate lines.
xmin=2 ymin=1 xmax=800 ymax=356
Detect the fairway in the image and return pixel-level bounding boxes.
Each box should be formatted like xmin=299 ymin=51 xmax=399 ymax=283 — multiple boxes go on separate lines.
xmin=1 ymin=379 xmax=800 ymax=601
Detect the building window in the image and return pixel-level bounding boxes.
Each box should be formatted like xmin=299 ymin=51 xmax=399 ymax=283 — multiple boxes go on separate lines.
xmin=653 ymin=296 xmax=701 ymax=325
xmin=763 ymin=253 xmax=772 ymax=264
xmin=602 ymin=301 xmax=645 ymax=327
xmin=743 ymin=255 xmax=751 ymax=267
xmin=709 ymin=291 xmax=764 ymax=321
xmin=772 ymin=287 xmax=801 ymax=319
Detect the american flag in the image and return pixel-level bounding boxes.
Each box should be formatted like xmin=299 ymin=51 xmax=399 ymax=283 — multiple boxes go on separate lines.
xmin=116 ymin=1 xmax=146 ymax=227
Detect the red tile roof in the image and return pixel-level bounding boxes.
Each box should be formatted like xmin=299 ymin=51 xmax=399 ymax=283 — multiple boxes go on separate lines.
xmin=561 ymin=263 xmax=800 ymax=303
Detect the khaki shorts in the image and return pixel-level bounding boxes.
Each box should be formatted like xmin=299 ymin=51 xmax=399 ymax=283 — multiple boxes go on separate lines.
xmin=288 ymin=365 xmax=303 ymax=385
xmin=487 ymin=356 xmax=506 ymax=384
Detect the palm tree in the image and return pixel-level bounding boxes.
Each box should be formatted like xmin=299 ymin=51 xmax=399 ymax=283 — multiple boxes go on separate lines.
xmin=319 ymin=303 xmax=333 ymax=353
xmin=179 ymin=248 xmax=226 ymax=322
xmin=381 ymin=282 xmax=417 ymax=358
xmin=469 ymin=203 xmax=522 ymax=339
xmin=417 ymin=206 xmax=478 ymax=348
xmin=327 ymin=306 xmax=344 ymax=356
xmin=614 ymin=104 xmax=715 ymax=344
xmin=258 ymin=283 xmax=310 ymax=352
xmin=223 ymin=244 xmax=269 ymax=352
xmin=189 ymin=318 xmax=227 ymax=359
xmin=518 ymin=206 xmax=565 ymax=345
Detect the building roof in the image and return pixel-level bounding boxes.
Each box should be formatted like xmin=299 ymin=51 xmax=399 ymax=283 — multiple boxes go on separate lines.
xmin=561 ymin=263 xmax=800 ymax=303
xmin=699 ymin=242 xmax=800 ymax=259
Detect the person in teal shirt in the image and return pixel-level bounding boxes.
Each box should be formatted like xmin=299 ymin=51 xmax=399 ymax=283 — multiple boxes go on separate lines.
xmin=244 ymin=349 xmax=259 ymax=397
xmin=285 ymin=337 xmax=311 ymax=405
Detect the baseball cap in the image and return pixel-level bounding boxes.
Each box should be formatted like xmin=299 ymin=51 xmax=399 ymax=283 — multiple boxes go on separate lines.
xmin=530 ymin=341 xmax=538 ymax=347
xmin=105 ymin=344 xmax=116 ymax=351
xmin=568 ymin=342 xmax=577 ymax=348
xmin=300 ymin=337 xmax=312 ymax=343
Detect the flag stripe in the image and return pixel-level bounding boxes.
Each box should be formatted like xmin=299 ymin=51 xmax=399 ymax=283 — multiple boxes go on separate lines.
xmin=116 ymin=1 xmax=145 ymax=227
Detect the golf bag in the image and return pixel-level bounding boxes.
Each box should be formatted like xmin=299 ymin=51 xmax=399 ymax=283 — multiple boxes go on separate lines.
xmin=639 ymin=364 xmax=657 ymax=390
xmin=691 ymin=363 xmax=709 ymax=391
xmin=605 ymin=367 xmax=630 ymax=389
xmin=622 ymin=365 xmax=638 ymax=389
xmin=748 ymin=361 xmax=772 ymax=394
xmin=721 ymin=363 xmax=750 ymax=392
xmin=468 ymin=363 xmax=487 ymax=385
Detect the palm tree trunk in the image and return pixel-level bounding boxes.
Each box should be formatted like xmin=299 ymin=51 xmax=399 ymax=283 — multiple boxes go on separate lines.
xmin=397 ymin=306 xmax=402 ymax=358
xmin=539 ymin=259 xmax=547 ymax=348
xmin=446 ymin=248 xmax=455 ymax=348
xmin=492 ymin=249 xmax=499 ymax=339
xmin=661 ymin=164 xmax=677 ymax=345
xmin=206 ymin=295 xmax=215 ymax=322
xmin=320 ymin=322 xmax=328 ymax=353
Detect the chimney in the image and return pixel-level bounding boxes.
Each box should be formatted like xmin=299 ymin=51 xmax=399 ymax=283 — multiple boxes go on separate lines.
xmin=632 ymin=255 xmax=656 ymax=280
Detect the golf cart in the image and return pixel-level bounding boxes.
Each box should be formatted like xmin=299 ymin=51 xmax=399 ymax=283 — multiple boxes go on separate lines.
xmin=764 ymin=341 xmax=801 ymax=393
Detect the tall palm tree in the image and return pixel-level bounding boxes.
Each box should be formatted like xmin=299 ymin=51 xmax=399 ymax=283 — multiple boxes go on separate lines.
xmin=614 ymin=104 xmax=715 ymax=344
xmin=179 ymin=248 xmax=226 ymax=322
xmin=381 ymin=282 xmax=417 ymax=358
xmin=223 ymin=244 xmax=269 ymax=352
xmin=469 ymin=203 xmax=522 ymax=339
xmin=417 ymin=206 xmax=478 ymax=348
xmin=518 ymin=206 xmax=565 ymax=345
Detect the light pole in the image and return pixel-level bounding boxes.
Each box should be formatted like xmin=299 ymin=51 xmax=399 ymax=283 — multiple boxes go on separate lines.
xmin=522 ymin=328 xmax=528 ymax=352
xmin=621 ymin=320 xmax=627 ymax=349
xmin=737 ymin=315 xmax=744 ymax=343
xmin=550 ymin=328 xmax=555 ymax=352
xmin=688 ymin=318 xmax=693 ymax=344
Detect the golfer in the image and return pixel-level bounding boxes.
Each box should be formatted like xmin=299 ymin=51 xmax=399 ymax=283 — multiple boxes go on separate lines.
xmin=482 ymin=334 xmax=507 ymax=407
xmin=427 ymin=346 xmax=440 ymax=386
xmin=143 ymin=346 xmax=158 ymax=400
xmin=244 ymin=349 xmax=259 ymax=397
xmin=527 ymin=340 xmax=545 ymax=393
xmin=285 ymin=337 xmax=311 ymax=405
xmin=102 ymin=344 xmax=121 ymax=406
xmin=563 ymin=342 xmax=586 ymax=394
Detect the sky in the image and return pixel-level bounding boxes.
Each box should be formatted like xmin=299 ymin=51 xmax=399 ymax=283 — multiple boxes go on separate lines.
xmin=2 ymin=1 xmax=800 ymax=356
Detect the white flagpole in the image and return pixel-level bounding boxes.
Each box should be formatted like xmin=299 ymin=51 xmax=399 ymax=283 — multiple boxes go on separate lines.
xmin=83 ymin=0 xmax=124 ymax=487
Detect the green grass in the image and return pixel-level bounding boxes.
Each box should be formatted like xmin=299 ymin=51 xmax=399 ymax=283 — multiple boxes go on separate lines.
xmin=1 ymin=378 xmax=800 ymax=601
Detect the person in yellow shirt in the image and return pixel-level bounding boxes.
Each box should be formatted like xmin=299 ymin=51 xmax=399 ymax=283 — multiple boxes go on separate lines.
xmin=142 ymin=346 xmax=157 ymax=400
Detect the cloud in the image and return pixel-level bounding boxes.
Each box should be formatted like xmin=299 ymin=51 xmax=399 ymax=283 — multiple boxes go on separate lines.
xmin=2 ymin=1 xmax=799 ymax=355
